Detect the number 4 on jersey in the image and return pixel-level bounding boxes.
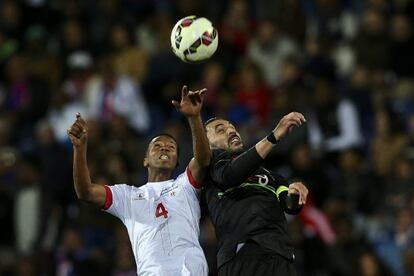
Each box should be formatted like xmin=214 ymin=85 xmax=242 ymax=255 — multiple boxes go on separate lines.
xmin=155 ymin=203 xmax=168 ymax=218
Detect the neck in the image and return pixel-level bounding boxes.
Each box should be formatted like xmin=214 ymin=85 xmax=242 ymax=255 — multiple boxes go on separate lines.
xmin=147 ymin=167 xmax=173 ymax=182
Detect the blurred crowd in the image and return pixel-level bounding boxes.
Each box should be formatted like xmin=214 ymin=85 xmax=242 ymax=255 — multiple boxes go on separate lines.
xmin=0 ymin=0 xmax=414 ymax=275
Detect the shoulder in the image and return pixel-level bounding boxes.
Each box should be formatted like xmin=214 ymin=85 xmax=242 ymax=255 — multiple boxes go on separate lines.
xmin=107 ymin=183 xmax=142 ymax=196
xmin=175 ymin=169 xmax=202 ymax=190
xmin=211 ymin=149 xmax=232 ymax=162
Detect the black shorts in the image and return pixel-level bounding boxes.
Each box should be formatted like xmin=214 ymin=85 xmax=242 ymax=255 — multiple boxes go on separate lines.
xmin=218 ymin=241 xmax=297 ymax=276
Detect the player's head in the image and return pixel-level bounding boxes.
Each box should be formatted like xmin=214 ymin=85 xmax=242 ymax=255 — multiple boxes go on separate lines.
xmin=144 ymin=133 xmax=179 ymax=170
xmin=205 ymin=118 xmax=244 ymax=153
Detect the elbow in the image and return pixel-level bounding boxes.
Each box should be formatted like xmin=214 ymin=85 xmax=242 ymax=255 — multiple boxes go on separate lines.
xmin=76 ymin=188 xmax=92 ymax=202
xmin=199 ymin=158 xmax=211 ymax=168
xmin=76 ymin=192 xmax=88 ymax=202
xmin=195 ymin=153 xmax=211 ymax=168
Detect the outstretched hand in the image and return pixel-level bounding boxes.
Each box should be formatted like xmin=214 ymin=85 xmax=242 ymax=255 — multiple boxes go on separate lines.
xmin=67 ymin=113 xmax=88 ymax=148
xmin=172 ymin=85 xmax=207 ymax=118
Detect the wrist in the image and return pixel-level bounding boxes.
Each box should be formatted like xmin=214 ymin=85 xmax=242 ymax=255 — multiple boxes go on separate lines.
xmin=187 ymin=114 xmax=202 ymax=122
xmin=74 ymin=145 xmax=87 ymax=153
xmin=266 ymin=132 xmax=279 ymax=145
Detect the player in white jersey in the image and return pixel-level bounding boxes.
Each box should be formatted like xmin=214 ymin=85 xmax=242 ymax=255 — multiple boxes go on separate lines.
xmin=67 ymin=86 xmax=210 ymax=276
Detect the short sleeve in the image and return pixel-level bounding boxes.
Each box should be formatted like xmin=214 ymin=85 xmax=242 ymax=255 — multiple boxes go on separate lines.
xmin=174 ymin=169 xmax=202 ymax=201
xmin=103 ymin=184 xmax=133 ymax=222
xmin=186 ymin=166 xmax=203 ymax=189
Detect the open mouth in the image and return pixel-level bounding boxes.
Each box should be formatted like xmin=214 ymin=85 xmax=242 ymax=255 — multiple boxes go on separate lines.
xmin=159 ymin=154 xmax=170 ymax=160
xmin=228 ymin=134 xmax=241 ymax=146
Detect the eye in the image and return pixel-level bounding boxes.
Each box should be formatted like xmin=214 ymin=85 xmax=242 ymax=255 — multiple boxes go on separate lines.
xmin=217 ymin=128 xmax=225 ymax=134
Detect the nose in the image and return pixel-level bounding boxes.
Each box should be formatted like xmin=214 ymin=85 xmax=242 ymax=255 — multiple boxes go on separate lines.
xmin=160 ymin=146 xmax=170 ymax=152
xmin=227 ymin=128 xmax=236 ymax=136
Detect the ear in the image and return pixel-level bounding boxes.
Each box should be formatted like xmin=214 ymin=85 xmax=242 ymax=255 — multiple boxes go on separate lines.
xmin=143 ymin=157 xmax=149 ymax=168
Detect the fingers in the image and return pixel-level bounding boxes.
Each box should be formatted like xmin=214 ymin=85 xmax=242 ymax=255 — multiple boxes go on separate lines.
xmin=282 ymin=112 xmax=306 ymax=132
xmin=289 ymin=182 xmax=308 ymax=205
xmin=171 ymin=100 xmax=180 ymax=109
xmin=67 ymin=128 xmax=81 ymax=139
xmin=68 ymin=113 xmax=88 ymax=140
xmin=286 ymin=112 xmax=306 ymax=125
xmin=174 ymin=86 xmax=207 ymax=109
xmin=181 ymin=85 xmax=189 ymax=98
xmin=188 ymin=91 xmax=199 ymax=105
xmin=188 ymin=88 xmax=207 ymax=104
xmin=76 ymin=112 xmax=87 ymax=128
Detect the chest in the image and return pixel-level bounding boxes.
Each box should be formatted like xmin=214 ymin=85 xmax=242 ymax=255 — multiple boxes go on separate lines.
xmin=130 ymin=183 xmax=194 ymax=225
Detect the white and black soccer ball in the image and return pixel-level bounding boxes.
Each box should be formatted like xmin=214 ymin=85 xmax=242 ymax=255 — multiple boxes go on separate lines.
xmin=170 ymin=16 xmax=218 ymax=63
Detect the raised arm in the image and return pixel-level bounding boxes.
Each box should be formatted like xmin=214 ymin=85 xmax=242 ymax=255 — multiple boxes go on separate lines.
xmin=67 ymin=113 xmax=106 ymax=207
xmin=210 ymin=112 xmax=306 ymax=188
xmin=172 ymin=86 xmax=211 ymax=184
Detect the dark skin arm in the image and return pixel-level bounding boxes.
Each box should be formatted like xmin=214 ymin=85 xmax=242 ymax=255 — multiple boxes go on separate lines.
xmin=68 ymin=113 xmax=106 ymax=207
xmin=172 ymin=85 xmax=211 ymax=184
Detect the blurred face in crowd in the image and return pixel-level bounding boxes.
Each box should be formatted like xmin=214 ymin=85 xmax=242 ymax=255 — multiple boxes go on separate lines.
xmin=291 ymin=144 xmax=312 ymax=170
xmin=63 ymin=20 xmax=84 ymax=49
xmin=362 ymin=9 xmax=385 ymax=35
xmin=375 ymin=110 xmax=390 ymax=136
xmin=359 ymin=253 xmax=380 ymax=276
xmin=339 ymin=149 xmax=361 ymax=172
xmin=227 ymin=0 xmax=248 ymax=24
xmin=203 ymin=63 xmax=223 ymax=87
xmin=394 ymin=158 xmax=412 ymax=180
xmin=314 ymin=80 xmax=333 ymax=106
xmin=206 ymin=119 xmax=244 ymax=154
xmin=144 ymin=135 xmax=178 ymax=171
xmin=397 ymin=209 xmax=413 ymax=233
xmin=111 ymin=24 xmax=131 ymax=49
xmin=257 ymin=20 xmax=276 ymax=45
xmin=239 ymin=63 xmax=260 ymax=90
xmin=1 ymin=1 xmax=21 ymax=29
xmin=391 ymin=14 xmax=412 ymax=42
xmin=6 ymin=55 xmax=27 ymax=81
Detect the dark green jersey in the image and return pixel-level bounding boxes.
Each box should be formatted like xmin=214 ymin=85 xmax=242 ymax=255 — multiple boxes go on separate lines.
xmin=204 ymin=149 xmax=301 ymax=268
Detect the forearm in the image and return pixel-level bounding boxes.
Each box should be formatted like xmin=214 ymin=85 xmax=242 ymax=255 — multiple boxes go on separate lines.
xmin=188 ymin=115 xmax=211 ymax=167
xmin=212 ymin=147 xmax=260 ymax=188
xmin=255 ymin=136 xmax=276 ymax=159
xmin=73 ymin=147 xmax=93 ymax=201
xmin=226 ymin=136 xmax=276 ymax=181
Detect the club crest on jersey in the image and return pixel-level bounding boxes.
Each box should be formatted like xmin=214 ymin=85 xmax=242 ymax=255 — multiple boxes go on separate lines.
xmin=247 ymin=174 xmax=269 ymax=185
xmin=133 ymin=192 xmax=146 ymax=200
xmin=257 ymin=175 xmax=269 ymax=185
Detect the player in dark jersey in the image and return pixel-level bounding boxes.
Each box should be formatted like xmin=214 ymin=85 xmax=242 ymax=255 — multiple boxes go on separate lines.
xmin=204 ymin=112 xmax=309 ymax=276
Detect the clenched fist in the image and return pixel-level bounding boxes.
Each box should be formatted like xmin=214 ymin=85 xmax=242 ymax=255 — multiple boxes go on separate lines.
xmin=67 ymin=113 xmax=88 ymax=149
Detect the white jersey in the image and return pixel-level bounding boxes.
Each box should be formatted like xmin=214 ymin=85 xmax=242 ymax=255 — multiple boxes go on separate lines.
xmin=102 ymin=168 xmax=208 ymax=276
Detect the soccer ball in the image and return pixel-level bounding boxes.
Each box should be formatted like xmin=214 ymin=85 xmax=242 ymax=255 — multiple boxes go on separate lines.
xmin=171 ymin=16 xmax=218 ymax=63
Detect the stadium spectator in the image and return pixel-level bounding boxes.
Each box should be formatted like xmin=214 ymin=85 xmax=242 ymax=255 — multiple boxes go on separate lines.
xmin=83 ymin=57 xmax=150 ymax=134
xmin=248 ymin=19 xmax=299 ymax=87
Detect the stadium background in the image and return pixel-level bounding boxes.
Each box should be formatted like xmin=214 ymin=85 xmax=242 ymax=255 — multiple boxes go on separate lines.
xmin=0 ymin=0 xmax=414 ymax=275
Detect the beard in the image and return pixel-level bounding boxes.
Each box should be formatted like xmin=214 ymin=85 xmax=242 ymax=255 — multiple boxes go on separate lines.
xmin=228 ymin=145 xmax=244 ymax=155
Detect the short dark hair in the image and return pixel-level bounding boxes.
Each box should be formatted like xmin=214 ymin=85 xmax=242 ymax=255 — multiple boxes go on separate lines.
xmin=204 ymin=117 xmax=226 ymax=129
xmin=146 ymin=133 xmax=180 ymax=167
